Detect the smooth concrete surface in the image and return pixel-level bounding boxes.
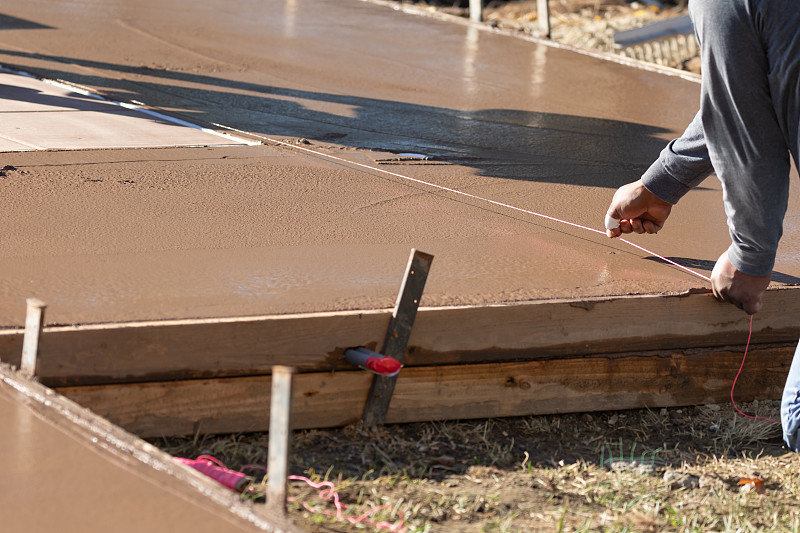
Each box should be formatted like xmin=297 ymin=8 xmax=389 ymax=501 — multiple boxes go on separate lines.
xmin=0 ymin=0 xmax=799 ymax=326
xmin=0 ymin=71 xmax=252 ymax=150
xmin=0 ymin=365 xmax=299 ymax=533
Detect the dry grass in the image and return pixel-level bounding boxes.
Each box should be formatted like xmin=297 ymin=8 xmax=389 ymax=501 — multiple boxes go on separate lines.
xmin=155 ymin=401 xmax=800 ymax=532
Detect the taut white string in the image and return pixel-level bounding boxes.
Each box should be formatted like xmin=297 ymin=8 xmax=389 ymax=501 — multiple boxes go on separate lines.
xmin=216 ymin=125 xmax=711 ymax=282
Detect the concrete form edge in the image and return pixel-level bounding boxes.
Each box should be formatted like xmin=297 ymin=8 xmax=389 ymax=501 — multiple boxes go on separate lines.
xmin=0 ymin=363 xmax=302 ymax=533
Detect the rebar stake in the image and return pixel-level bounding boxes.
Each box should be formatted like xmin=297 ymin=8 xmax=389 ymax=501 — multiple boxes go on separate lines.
xmin=361 ymin=249 xmax=433 ymax=427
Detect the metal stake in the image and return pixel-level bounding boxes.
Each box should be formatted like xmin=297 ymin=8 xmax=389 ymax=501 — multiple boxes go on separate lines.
xmin=21 ymin=298 xmax=46 ymax=377
xmin=361 ymin=249 xmax=433 ymax=427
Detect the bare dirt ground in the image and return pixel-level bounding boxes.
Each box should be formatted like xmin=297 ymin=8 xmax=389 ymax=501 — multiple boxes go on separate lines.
xmin=151 ymin=3 xmax=800 ymax=532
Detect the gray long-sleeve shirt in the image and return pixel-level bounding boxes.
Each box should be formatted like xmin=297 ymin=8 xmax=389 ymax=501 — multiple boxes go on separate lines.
xmin=641 ymin=112 xmax=713 ymax=205
xmin=640 ymin=0 xmax=800 ymax=278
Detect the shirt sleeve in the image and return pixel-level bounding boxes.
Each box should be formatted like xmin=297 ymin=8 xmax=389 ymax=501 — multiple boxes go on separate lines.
xmin=640 ymin=111 xmax=715 ymax=205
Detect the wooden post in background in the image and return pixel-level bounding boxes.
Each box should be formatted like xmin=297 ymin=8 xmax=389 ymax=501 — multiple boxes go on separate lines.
xmin=470 ymin=0 xmax=483 ymax=22
xmin=537 ymin=0 xmax=551 ymax=38
xmin=21 ymin=298 xmax=46 ymax=377
xmin=266 ymin=366 xmax=295 ymax=517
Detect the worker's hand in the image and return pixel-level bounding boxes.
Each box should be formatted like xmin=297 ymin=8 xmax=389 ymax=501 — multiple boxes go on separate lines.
xmin=605 ymin=179 xmax=673 ymax=238
xmin=711 ymin=250 xmax=771 ymax=315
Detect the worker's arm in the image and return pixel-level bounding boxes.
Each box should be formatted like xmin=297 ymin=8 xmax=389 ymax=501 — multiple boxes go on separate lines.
xmin=605 ymin=111 xmax=774 ymax=314
xmin=690 ymin=1 xmax=791 ymax=313
xmin=606 ymin=112 xmax=712 ymax=238
xmin=640 ymin=111 xmax=715 ymax=204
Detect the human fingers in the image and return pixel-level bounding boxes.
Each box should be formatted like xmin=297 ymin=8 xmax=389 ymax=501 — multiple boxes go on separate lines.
xmin=604 ymin=214 xmax=620 ymax=238
xmin=743 ymin=295 xmax=763 ymax=315
xmin=726 ymin=283 xmax=764 ymax=314
xmin=618 ymin=219 xmax=633 ymax=234
xmin=711 ymin=281 xmax=726 ymax=303
xmin=642 ymin=219 xmax=663 ymax=234
xmin=605 ymin=181 xmax=644 ymax=230
xmin=630 ymin=218 xmax=645 ymax=234
xmin=723 ymin=291 xmax=758 ymax=314
xmin=711 ymin=254 xmax=729 ymax=301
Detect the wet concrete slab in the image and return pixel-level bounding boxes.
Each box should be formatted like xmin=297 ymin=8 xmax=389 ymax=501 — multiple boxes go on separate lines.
xmin=0 ymin=0 xmax=798 ymax=327
xmin=0 ymin=365 xmax=298 ymax=532
xmin=0 ymin=69 xmax=252 ymax=150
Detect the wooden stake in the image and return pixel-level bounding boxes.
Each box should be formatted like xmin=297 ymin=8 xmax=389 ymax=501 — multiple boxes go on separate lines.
xmin=537 ymin=0 xmax=551 ymax=38
xmin=266 ymin=365 xmax=295 ymax=517
xmin=470 ymin=0 xmax=483 ymax=22
xmin=20 ymin=298 xmax=46 ymax=377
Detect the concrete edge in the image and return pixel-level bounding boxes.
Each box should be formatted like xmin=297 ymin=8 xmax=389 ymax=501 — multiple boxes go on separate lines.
xmin=1 ymin=289 xmax=711 ymax=333
xmin=0 ymin=363 xmax=303 ymax=533
xmin=360 ymin=0 xmax=702 ymax=83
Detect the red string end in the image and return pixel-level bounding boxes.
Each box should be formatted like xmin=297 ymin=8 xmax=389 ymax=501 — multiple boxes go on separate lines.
xmin=730 ymin=315 xmax=779 ymax=424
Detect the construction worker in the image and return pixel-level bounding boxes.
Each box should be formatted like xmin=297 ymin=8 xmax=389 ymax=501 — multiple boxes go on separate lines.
xmin=604 ymin=0 xmax=800 ymax=451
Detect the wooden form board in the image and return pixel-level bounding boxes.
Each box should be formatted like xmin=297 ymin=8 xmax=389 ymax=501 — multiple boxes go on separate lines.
xmin=59 ymin=343 xmax=794 ymax=438
xmin=2 ymin=289 xmax=800 ymax=387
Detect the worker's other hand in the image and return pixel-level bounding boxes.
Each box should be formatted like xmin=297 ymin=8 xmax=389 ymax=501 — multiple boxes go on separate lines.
xmin=605 ymin=179 xmax=673 ymax=238
xmin=711 ymin=250 xmax=771 ymax=315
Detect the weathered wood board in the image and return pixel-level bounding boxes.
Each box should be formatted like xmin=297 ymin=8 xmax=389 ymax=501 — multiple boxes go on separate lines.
xmin=60 ymin=343 xmax=793 ymax=438
xmin=3 ymin=289 xmax=800 ymax=387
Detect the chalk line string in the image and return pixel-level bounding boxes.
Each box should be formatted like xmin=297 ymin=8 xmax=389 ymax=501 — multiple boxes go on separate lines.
xmin=215 ymin=125 xmax=713 ymax=282
xmin=180 ymin=457 xmax=406 ymax=531
xmin=213 ymin=125 xmax=776 ymax=423
xmin=731 ymin=315 xmax=779 ymax=424
xmin=286 ymin=475 xmax=406 ymax=532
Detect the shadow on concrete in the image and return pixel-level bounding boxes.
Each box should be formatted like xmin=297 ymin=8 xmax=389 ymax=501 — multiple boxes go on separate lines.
xmin=0 ymin=48 xmax=681 ymax=190
xmin=644 ymin=256 xmax=800 ymax=285
xmin=0 ymin=82 xmax=197 ymax=129
xmin=0 ymin=14 xmax=54 ymax=30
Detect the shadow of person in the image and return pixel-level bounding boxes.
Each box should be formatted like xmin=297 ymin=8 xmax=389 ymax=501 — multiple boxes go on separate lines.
xmin=0 ymin=48 xmax=674 ymax=190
